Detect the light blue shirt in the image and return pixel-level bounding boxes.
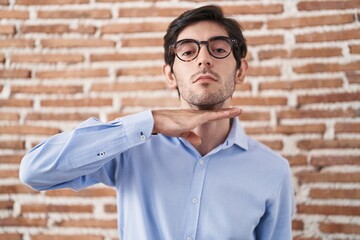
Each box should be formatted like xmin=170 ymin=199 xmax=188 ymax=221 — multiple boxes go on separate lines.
xmin=20 ymin=110 xmax=294 ymax=240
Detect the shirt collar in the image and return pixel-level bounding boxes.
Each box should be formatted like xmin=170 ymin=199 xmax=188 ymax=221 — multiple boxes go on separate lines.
xmin=223 ymin=118 xmax=249 ymax=151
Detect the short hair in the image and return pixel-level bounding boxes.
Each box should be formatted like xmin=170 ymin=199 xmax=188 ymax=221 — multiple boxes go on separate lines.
xmin=163 ymin=5 xmax=247 ymax=70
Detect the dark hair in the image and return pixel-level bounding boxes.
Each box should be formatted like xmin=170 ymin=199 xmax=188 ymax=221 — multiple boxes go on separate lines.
xmin=164 ymin=5 xmax=247 ymax=70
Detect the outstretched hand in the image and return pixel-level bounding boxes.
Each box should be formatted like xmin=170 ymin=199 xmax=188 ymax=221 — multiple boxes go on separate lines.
xmin=152 ymin=108 xmax=242 ymax=145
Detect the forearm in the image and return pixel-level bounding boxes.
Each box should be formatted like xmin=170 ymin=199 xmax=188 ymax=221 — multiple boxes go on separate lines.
xmin=19 ymin=111 xmax=154 ymax=191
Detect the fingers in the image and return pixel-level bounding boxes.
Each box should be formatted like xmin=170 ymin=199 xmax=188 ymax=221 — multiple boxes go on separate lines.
xmin=180 ymin=131 xmax=202 ymax=146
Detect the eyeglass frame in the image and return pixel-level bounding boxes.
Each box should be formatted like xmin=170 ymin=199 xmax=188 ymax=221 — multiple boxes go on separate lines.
xmin=169 ymin=36 xmax=238 ymax=62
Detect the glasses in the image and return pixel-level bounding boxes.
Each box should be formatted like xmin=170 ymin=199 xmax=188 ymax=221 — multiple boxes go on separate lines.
xmin=170 ymin=36 xmax=237 ymax=62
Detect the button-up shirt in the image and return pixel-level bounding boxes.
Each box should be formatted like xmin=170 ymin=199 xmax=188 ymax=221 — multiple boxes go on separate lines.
xmin=20 ymin=110 xmax=294 ymax=240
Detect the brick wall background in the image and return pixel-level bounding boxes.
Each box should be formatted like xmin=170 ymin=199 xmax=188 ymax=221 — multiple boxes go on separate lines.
xmin=0 ymin=0 xmax=359 ymax=239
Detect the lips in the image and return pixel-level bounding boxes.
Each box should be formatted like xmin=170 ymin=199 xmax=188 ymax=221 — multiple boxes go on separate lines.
xmin=193 ymin=75 xmax=218 ymax=83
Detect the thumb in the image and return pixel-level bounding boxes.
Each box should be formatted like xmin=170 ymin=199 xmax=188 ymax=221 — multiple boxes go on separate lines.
xmin=180 ymin=131 xmax=202 ymax=146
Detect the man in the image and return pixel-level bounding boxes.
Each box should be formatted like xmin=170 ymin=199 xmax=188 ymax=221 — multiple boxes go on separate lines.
xmin=20 ymin=5 xmax=294 ymax=240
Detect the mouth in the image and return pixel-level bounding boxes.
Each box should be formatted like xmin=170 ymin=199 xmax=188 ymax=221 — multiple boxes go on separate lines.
xmin=193 ymin=75 xmax=218 ymax=83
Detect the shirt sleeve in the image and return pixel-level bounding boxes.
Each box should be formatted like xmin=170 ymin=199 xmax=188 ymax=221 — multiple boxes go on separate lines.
xmin=255 ymin=163 xmax=295 ymax=240
xmin=19 ymin=110 xmax=154 ymax=191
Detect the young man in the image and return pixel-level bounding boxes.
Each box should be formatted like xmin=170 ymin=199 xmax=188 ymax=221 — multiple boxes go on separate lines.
xmin=20 ymin=5 xmax=294 ymax=240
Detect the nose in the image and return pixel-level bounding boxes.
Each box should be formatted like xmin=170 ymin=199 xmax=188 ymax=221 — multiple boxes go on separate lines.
xmin=196 ymin=45 xmax=213 ymax=67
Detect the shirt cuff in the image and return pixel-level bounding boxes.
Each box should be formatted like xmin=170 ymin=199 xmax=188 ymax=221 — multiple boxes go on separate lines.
xmin=121 ymin=110 xmax=154 ymax=147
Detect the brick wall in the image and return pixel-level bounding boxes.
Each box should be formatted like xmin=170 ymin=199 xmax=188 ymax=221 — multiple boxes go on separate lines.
xmin=0 ymin=0 xmax=359 ymax=239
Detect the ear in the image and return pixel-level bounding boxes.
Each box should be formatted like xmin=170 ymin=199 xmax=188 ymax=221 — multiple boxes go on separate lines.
xmin=163 ymin=64 xmax=177 ymax=89
xmin=235 ymin=59 xmax=248 ymax=84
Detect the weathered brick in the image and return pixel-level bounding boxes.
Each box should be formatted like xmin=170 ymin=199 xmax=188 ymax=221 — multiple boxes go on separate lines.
xmin=319 ymin=222 xmax=360 ymax=234
xmin=283 ymin=155 xmax=307 ymax=166
xmin=0 ymin=99 xmax=33 ymax=107
xmin=346 ymin=72 xmax=360 ymax=84
xmin=259 ymin=78 xmax=342 ymax=90
xmin=90 ymin=52 xmax=162 ymax=62
xmin=298 ymin=92 xmax=360 ymax=105
xmin=246 ymin=124 xmax=326 ymax=135
xmin=17 ymin=0 xmax=88 ymax=5
xmin=268 ymin=14 xmax=354 ymax=29
xmin=293 ymin=61 xmax=360 ymax=73
xmin=31 ymin=234 xmax=103 ymax=240
xmin=21 ymin=204 xmax=93 ymax=213
xmin=122 ymin=37 xmax=163 ymax=47
xmin=0 ymin=233 xmax=22 ymax=240
xmin=297 ymin=204 xmax=360 ymax=216
xmin=293 ymin=237 xmax=321 ymax=240
xmin=91 ymin=81 xmax=166 ymax=92
xmin=36 ymin=69 xmax=108 ymax=79
xmin=117 ymin=67 xmax=162 ymax=76
xmin=232 ymin=96 xmax=287 ymax=106
xmin=311 ymin=155 xmax=360 ymax=167
xmin=104 ymin=204 xmax=117 ymax=213
xmin=238 ymin=111 xmax=270 ymax=121
xmin=121 ymin=97 xmax=179 ymax=107
xmin=0 ymin=69 xmax=31 ymax=78
xmin=0 ymin=112 xmax=19 ymax=120
xmin=291 ymin=47 xmax=343 ymax=58
xmin=55 ymin=219 xmax=117 ymax=229
xmin=0 ymin=200 xmax=13 ymax=210
xmin=335 ymin=122 xmax=360 ymax=133
xmin=0 ymin=169 xmax=18 ymax=178
xmin=235 ymin=82 xmax=252 ymax=91
xmin=223 ymin=4 xmax=283 ymax=15
xmin=0 ymin=25 xmax=15 ymax=35
xmin=0 ymin=217 xmax=47 ymax=227
xmin=0 ymin=39 xmax=35 ymax=48
xmin=45 ymin=188 xmax=116 ymax=197
xmin=298 ymin=139 xmax=360 ymax=150
xmin=298 ymin=0 xmax=360 ymax=11
xmin=350 ymin=44 xmax=360 ymax=54
xmin=0 ymin=184 xmax=38 ymax=194
xmin=11 ymin=85 xmax=83 ymax=94
xmin=0 ymin=0 xmax=8 ymax=5
xmin=310 ymin=188 xmax=360 ymax=200
xmin=26 ymin=112 xmax=97 ymax=121
xmin=247 ymin=66 xmax=281 ymax=76
xmin=20 ymin=24 xmax=70 ymax=34
xmin=0 ymin=140 xmax=24 ymax=149
xmin=41 ymin=39 xmax=115 ymax=48
xmin=0 ymin=10 xmax=29 ymax=19
xmin=0 ymin=154 xmax=23 ymax=164
xmin=246 ymin=35 xmax=284 ymax=45
xmin=38 ymin=9 xmax=111 ymax=19
xmin=41 ymin=98 xmax=112 ymax=107
xmin=258 ymin=49 xmax=288 ymax=60
xmin=296 ymin=29 xmax=360 ymax=43
xmin=258 ymin=140 xmax=283 ymax=150
xmin=101 ymin=22 xmax=169 ymax=34
xmin=297 ymin=171 xmax=360 ymax=183
xmin=11 ymin=54 xmax=84 ymax=63
xmin=292 ymin=219 xmax=304 ymax=230
xmin=0 ymin=125 xmax=60 ymax=135
xmin=120 ymin=6 xmax=190 ymax=17
xmin=278 ymin=108 xmax=358 ymax=119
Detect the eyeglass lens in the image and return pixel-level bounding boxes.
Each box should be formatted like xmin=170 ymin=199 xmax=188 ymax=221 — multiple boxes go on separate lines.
xmin=175 ymin=38 xmax=232 ymax=62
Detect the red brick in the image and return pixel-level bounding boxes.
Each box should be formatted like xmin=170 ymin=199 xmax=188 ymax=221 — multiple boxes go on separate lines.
xmin=55 ymin=219 xmax=117 ymax=229
xmin=319 ymin=222 xmax=360 ymax=234
xmin=346 ymin=72 xmax=360 ymax=84
xmin=104 ymin=204 xmax=117 ymax=213
xmin=36 ymin=69 xmax=108 ymax=79
xmin=259 ymin=78 xmax=342 ymax=90
xmin=122 ymin=37 xmax=163 ymax=47
xmin=117 ymin=66 xmax=162 ymax=76
xmin=91 ymin=81 xmax=166 ymax=92
xmin=0 ymin=54 xmax=4 ymax=63
xmin=298 ymin=139 xmax=360 ymax=150
xmin=17 ymin=0 xmax=88 ymax=5
xmin=268 ymin=14 xmax=354 ymax=29
xmin=41 ymin=39 xmax=115 ymax=48
xmin=277 ymin=108 xmax=357 ymax=119
xmin=0 ymin=200 xmax=13 ymax=210
xmin=21 ymin=204 xmax=93 ymax=213
xmin=20 ymin=24 xmax=70 ymax=34
xmin=0 ymin=39 xmax=35 ymax=48
xmin=11 ymin=54 xmax=83 ymax=63
xmin=0 ymin=184 xmax=38 ymax=194
xmin=294 ymin=61 xmax=360 ymax=73
xmin=0 ymin=140 xmax=25 ymax=149
xmin=298 ymin=0 xmax=360 ymax=11
xmin=298 ymin=92 xmax=360 ymax=105
xmin=246 ymin=124 xmax=326 ymax=135
xmin=101 ymin=22 xmax=169 ymax=34
xmin=311 ymin=155 xmax=360 ymax=167
xmin=38 ymin=9 xmax=111 ymax=19
xmin=297 ymin=204 xmax=360 ymax=216
xmin=0 ymin=233 xmax=22 ymax=240
xmin=238 ymin=111 xmax=270 ymax=121
xmin=45 ymin=187 xmax=116 ymax=197
xmin=297 ymin=171 xmax=360 ymax=183
xmin=350 ymin=44 xmax=360 ymax=54
xmin=0 ymin=112 xmax=19 ymax=120
xmin=335 ymin=122 xmax=360 ymax=133
xmin=296 ymin=29 xmax=360 ymax=43
xmin=293 ymin=238 xmax=321 ymax=240
xmin=41 ymin=98 xmax=112 ymax=107
xmin=258 ymin=140 xmax=283 ymax=150
xmin=0 ymin=125 xmax=60 ymax=135
xmin=239 ymin=21 xmax=263 ymax=30
xmin=31 ymin=234 xmax=103 ymax=240
xmin=258 ymin=49 xmax=288 ymax=60
xmin=26 ymin=112 xmax=97 ymax=121
xmin=235 ymin=82 xmax=252 ymax=91
xmin=232 ymin=96 xmax=287 ymax=106
xmin=0 ymin=154 xmax=23 ymax=164
xmin=0 ymin=217 xmax=47 ymax=227
xmin=246 ymin=35 xmax=284 ymax=45
xmin=247 ymin=66 xmax=281 ymax=76
xmin=0 ymin=69 xmax=30 ymax=78
xmin=0 ymin=25 xmax=15 ymax=35
xmin=90 ymin=52 xmax=162 ymax=62
xmin=0 ymin=99 xmax=33 ymax=107
xmin=122 ymin=97 xmax=179 ymax=108
xmin=0 ymin=169 xmax=18 ymax=178
xmin=284 ymin=155 xmax=307 ymax=166
xmin=119 ymin=6 xmax=190 ymax=17
xmin=292 ymin=219 xmax=304 ymax=230
xmin=310 ymin=188 xmax=360 ymax=200
xmin=0 ymin=10 xmax=29 ymax=19
xmin=291 ymin=47 xmax=343 ymax=58
xmin=12 ymin=85 xmax=83 ymax=94
xmin=0 ymin=0 xmax=8 ymax=5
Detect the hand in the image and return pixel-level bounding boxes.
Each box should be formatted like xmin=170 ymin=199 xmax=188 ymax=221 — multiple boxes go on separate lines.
xmin=152 ymin=108 xmax=242 ymax=145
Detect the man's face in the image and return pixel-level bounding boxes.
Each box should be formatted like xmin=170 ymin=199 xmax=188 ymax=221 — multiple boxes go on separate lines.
xmin=164 ymin=21 xmax=244 ymax=110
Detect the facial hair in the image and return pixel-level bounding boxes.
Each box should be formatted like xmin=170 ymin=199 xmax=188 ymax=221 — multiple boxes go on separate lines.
xmin=173 ymin=68 xmax=237 ymax=110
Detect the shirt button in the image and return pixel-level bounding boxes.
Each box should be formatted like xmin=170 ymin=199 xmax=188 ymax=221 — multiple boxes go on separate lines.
xmin=186 ymin=237 xmax=192 ymax=240
xmin=192 ymin=198 xmax=198 ymax=204
xmin=140 ymin=135 xmax=146 ymax=141
xmin=199 ymin=159 xmax=205 ymax=165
